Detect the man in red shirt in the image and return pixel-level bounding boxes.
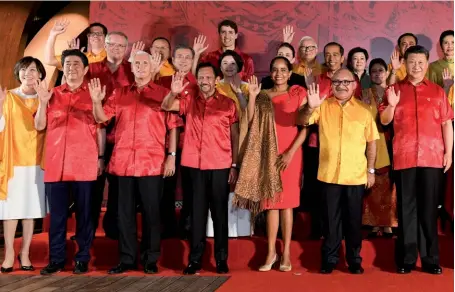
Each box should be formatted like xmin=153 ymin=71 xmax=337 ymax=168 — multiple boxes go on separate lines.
xmin=88 ymin=31 xmax=135 ymax=240
xmin=380 ymin=45 xmax=454 ymax=275
xmin=157 ymin=45 xmax=198 ymax=239
xmin=161 ymin=63 xmax=239 ymax=275
xmin=192 ymin=19 xmax=254 ymax=82
xmin=89 ymin=51 xmax=183 ymax=274
xmin=34 ymin=50 xmax=104 ymax=275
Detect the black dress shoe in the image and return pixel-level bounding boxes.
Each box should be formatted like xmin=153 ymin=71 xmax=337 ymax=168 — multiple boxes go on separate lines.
xmin=422 ymin=264 xmax=442 ymax=275
xmin=0 ymin=266 xmax=13 ymax=273
xmin=396 ymin=264 xmax=416 ymax=274
xmin=183 ymin=261 xmax=201 ymax=275
xmin=17 ymin=255 xmax=34 ymax=271
xmin=320 ymin=263 xmax=336 ymax=274
xmin=216 ymin=260 xmax=229 ymax=274
xmin=348 ymin=264 xmax=364 ymax=274
xmin=73 ymin=261 xmax=89 ymax=274
xmin=144 ymin=262 xmax=158 ymax=274
xmin=108 ymin=263 xmax=136 ymax=274
xmin=40 ymin=262 xmax=65 ymax=275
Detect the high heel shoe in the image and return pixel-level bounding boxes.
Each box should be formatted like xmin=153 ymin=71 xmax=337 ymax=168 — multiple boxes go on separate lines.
xmin=18 ymin=254 xmax=35 ymax=271
xmin=0 ymin=266 xmax=13 ymax=273
xmin=279 ymin=261 xmax=292 ymax=272
xmin=259 ymin=254 xmax=278 ymax=272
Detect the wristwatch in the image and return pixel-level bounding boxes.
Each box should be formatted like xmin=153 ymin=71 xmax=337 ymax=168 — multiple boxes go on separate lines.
xmin=367 ymin=168 xmax=375 ymax=174
xmin=168 ymin=152 xmax=176 ymax=157
xmin=231 ymin=163 xmax=239 ymax=169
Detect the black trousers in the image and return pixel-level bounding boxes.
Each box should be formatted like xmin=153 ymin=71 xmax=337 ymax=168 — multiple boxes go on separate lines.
xmin=47 ymin=181 xmax=95 ymax=264
xmin=117 ymin=176 xmax=163 ymax=265
xmin=179 ymin=166 xmax=193 ymax=233
xmin=394 ymin=167 xmax=443 ymax=266
xmin=187 ymin=168 xmax=230 ymax=262
xmin=161 ymin=150 xmax=182 ymax=235
xmin=302 ymin=145 xmax=322 ymax=236
xmin=320 ymin=182 xmax=364 ymax=266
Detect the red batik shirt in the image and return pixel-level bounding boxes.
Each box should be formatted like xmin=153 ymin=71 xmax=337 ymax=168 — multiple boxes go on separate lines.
xmin=379 ymin=78 xmax=454 ymax=170
xmin=308 ymin=72 xmax=361 ymax=147
xmin=44 ymin=82 xmax=98 ymax=182
xmin=103 ymin=81 xmax=183 ymax=177
xmin=200 ymin=48 xmax=254 ymax=82
xmin=158 ymin=73 xmax=198 ymax=149
xmin=179 ymin=91 xmax=238 ymax=170
xmin=88 ymin=59 xmax=135 ymax=96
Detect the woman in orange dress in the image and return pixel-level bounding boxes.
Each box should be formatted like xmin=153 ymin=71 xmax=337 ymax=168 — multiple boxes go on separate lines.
xmin=361 ymin=58 xmax=398 ymax=237
xmin=243 ymin=57 xmax=307 ymax=272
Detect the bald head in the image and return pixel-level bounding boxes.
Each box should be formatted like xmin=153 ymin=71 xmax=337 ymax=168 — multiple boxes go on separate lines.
xmin=332 ymin=68 xmax=355 ymax=80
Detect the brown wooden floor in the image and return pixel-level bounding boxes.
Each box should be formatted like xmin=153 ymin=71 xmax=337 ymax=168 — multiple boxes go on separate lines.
xmin=0 ymin=275 xmax=229 ymax=292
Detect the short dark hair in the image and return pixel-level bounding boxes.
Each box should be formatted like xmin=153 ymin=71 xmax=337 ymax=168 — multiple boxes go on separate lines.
xmin=218 ymin=19 xmax=238 ymax=34
xmin=196 ymin=62 xmax=219 ymax=78
xmin=269 ymin=56 xmax=293 ymax=72
xmin=368 ymin=58 xmax=388 ymax=76
xmin=13 ymin=56 xmax=46 ymax=83
xmin=219 ymin=50 xmax=244 ymax=73
xmin=61 ymin=49 xmax=89 ymax=67
xmin=324 ymin=42 xmax=344 ymax=56
xmin=172 ymin=45 xmax=195 ymax=58
xmin=439 ymin=30 xmax=454 ymax=48
xmin=347 ymin=47 xmax=369 ymax=72
xmin=278 ymin=42 xmax=296 ymax=58
xmin=398 ymin=33 xmax=418 ymax=47
xmin=88 ymin=22 xmax=108 ymax=35
xmin=404 ymin=45 xmax=429 ymax=60
xmin=152 ymin=37 xmax=171 ymax=49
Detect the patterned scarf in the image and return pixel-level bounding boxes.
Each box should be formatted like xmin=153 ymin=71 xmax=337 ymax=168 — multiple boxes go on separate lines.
xmin=233 ymin=91 xmax=282 ymax=213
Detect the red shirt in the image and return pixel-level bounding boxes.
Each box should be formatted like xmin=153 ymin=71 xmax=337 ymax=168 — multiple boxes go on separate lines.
xmin=158 ymin=73 xmax=198 ymax=149
xmin=44 ymin=82 xmax=98 ymax=182
xmin=103 ymin=81 xmax=183 ymax=177
xmin=308 ymin=72 xmax=361 ymax=147
xmin=88 ymin=59 xmax=134 ymax=96
xmin=200 ymin=48 xmax=254 ymax=82
xmin=179 ymin=91 xmax=238 ymax=170
xmin=379 ymin=78 xmax=454 ymax=170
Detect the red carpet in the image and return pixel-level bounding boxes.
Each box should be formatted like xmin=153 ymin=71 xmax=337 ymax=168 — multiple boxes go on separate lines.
xmin=11 ymin=212 xmax=454 ymax=292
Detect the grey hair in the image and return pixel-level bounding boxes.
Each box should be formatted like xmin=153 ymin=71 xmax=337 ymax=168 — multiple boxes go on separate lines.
xmin=298 ymin=36 xmax=317 ymax=48
xmin=132 ymin=50 xmax=153 ymax=63
xmin=105 ymin=31 xmax=128 ymax=45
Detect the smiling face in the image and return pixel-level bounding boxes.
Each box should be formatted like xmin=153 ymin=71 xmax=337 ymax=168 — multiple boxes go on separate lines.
xmin=151 ymin=39 xmax=170 ymax=61
xmin=442 ymin=35 xmax=454 ymax=58
xmin=352 ymin=52 xmax=367 ymax=73
xmin=197 ymin=66 xmax=217 ymax=96
xmin=132 ymin=53 xmax=152 ymax=80
xmin=172 ymin=48 xmax=193 ymax=73
xmin=219 ymin=25 xmax=238 ymax=48
xmin=277 ymin=46 xmax=295 ymax=63
xmin=220 ymin=55 xmax=238 ymax=78
xmin=87 ymin=25 xmax=105 ymax=48
xmin=299 ymin=38 xmax=318 ymax=62
xmin=105 ymin=34 xmax=128 ymax=61
xmin=63 ymin=55 xmax=89 ymax=82
xmin=270 ymin=58 xmax=291 ymax=86
xmin=18 ymin=62 xmax=41 ymax=87
xmin=324 ymin=44 xmax=344 ymax=72
xmin=331 ymin=69 xmax=357 ymax=102
xmin=399 ymin=35 xmax=417 ymax=56
xmin=405 ymin=53 xmax=429 ymax=81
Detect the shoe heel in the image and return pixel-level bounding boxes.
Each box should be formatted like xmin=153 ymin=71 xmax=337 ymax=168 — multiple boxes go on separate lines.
xmin=258 ymin=255 xmax=278 ymax=272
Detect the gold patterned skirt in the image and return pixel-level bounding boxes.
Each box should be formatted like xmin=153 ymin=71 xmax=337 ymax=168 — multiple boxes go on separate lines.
xmin=362 ymin=167 xmax=398 ymax=227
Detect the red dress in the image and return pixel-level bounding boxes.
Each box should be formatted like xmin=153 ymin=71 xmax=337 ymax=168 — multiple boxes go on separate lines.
xmin=264 ymin=86 xmax=306 ymax=209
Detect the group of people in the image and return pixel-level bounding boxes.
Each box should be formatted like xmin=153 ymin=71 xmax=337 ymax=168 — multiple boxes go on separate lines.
xmin=0 ymin=17 xmax=453 ymax=277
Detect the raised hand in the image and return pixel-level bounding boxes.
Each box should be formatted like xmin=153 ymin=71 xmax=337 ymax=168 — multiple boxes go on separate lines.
xmin=88 ymin=78 xmax=106 ymax=104
xmin=390 ymin=49 xmax=401 ymax=71
xmin=170 ymin=72 xmax=189 ymax=95
xmin=50 ymin=19 xmax=70 ymax=37
xmin=442 ymin=68 xmax=454 ymax=89
xmin=230 ymin=74 xmax=242 ymax=94
xmin=193 ymin=35 xmax=209 ymax=56
xmin=282 ymin=25 xmax=295 ymax=43
xmin=131 ymin=41 xmax=145 ymax=58
xmin=150 ymin=52 xmax=163 ymax=75
xmin=33 ymin=80 xmax=53 ymax=104
xmin=0 ymin=86 xmax=7 ymax=105
xmin=386 ymin=86 xmax=400 ymax=107
xmin=247 ymin=76 xmax=261 ymax=100
xmin=67 ymin=38 xmax=85 ymax=52
xmin=306 ymin=83 xmax=325 ymax=109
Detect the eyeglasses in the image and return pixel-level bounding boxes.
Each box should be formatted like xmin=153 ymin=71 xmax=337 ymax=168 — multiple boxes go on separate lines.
xmin=300 ymin=46 xmax=316 ymax=52
xmin=88 ymin=32 xmax=104 ymax=37
xmin=332 ymin=80 xmax=356 ymax=86
xmin=106 ymin=42 xmax=127 ymax=49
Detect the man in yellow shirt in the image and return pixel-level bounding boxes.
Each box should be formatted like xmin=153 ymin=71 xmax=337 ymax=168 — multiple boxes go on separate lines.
xmin=129 ymin=37 xmax=175 ymax=78
xmin=300 ymin=69 xmax=379 ymax=275
xmin=388 ymin=33 xmax=418 ymax=84
xmin=44 ymin=20 xmax=108 ymax=70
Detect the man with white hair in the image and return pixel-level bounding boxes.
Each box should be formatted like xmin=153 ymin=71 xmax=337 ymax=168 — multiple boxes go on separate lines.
xmin=89 ymin=50 xmax=183 ymax=274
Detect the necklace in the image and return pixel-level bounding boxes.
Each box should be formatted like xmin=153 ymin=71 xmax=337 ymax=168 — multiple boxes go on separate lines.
xmin=371 ymin=86 xmax=385 ymax=104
